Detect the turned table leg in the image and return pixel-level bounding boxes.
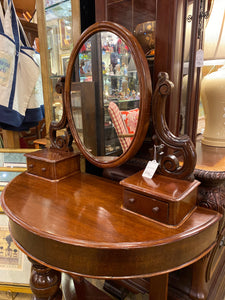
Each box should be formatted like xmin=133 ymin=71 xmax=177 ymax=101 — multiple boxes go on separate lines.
xmin=28 ymin=258 xmax=62 ymax=300
xmin=149 ymin=273 xmax=168 ymax=300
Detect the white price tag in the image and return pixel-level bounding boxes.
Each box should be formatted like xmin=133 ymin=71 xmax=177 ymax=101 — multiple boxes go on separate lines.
xmin=195 ymin=49 xmax=204 ymax=67
xmin=142 ymin=160 xmax=159 ymax=179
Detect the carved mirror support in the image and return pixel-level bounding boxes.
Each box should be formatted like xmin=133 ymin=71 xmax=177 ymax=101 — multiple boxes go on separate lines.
xmin=152 ymin=72 xmax=196 ymax=181
xmin=49 ymin=77 xmax=73 ymax=152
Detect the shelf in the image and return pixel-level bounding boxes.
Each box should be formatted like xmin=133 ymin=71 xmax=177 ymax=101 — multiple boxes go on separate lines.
xmin=103 ymin=74 xmax=129 ymax=78
xmin=104 ymin=99 xmax=140 ymax=106
xmin=49 ymin=75 xmax=63 ymax=79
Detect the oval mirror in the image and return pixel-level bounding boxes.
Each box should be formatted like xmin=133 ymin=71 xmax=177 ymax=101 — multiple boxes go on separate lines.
xmin=64 ymin=21 xmax=152 ymax=168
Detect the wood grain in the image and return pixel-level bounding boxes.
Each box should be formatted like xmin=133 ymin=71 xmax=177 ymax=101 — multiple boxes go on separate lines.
xmin=1 ymin=171 xmax=221 ymax=279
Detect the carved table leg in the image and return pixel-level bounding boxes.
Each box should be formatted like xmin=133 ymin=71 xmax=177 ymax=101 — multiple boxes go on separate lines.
xmin=149 ymin=273 xmax=168 ymax=300
xmin=28 ymin=258 xmax=62 ymax=300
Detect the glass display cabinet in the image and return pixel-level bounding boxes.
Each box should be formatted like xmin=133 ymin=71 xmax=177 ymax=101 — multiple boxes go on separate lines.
xmin=45 ymin=0 xmax=73 ymax=122
xmin=36 ymin=0 xmax=81 ymax=132
xmin=95 ymin=0 xmax=209 ymax=140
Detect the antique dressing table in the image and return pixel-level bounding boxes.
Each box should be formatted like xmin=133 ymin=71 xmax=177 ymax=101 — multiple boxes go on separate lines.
xmin=0 ymin=22 xmax=222 ymax=299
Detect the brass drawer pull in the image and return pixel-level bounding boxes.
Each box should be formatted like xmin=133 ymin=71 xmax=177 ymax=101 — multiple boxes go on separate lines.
xmin=41 ymin=168 xmax=46 ymax=172
xmin=29 ymin=164 xmax=33 ymax=168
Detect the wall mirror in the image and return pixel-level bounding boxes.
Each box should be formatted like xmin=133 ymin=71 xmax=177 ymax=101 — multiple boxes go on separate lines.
xmin=64 ymin=21 xmax=152 ymax=168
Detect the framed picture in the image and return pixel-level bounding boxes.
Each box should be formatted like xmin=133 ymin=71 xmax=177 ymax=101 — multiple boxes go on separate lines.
xmin=60 ymin=54 xmax=70 ymax=75
xmin=0 ymin=149 xmax=36 ymax=168
xmin=0 ymin=149 xmax=35 ymax=295
xmin=0 ymin=214 xmax=32 ymax=294
xmin=0 ymin=149 xmax=36 ymax=216
xmin=59 ymin=18 xmax=72 ymax=50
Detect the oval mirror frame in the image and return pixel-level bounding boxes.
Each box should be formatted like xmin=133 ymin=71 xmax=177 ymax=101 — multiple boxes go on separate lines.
xmin=64 ymin=21 xmax=152 ymax=168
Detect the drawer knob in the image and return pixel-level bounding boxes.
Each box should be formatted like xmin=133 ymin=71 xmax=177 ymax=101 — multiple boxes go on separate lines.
xmin=152 ymin=206 xmax=160 ymax=213
xmin=129 ymin=198 xmax=135 ymax=204
xmin=41 ymin=168 xmax=46 ymax=172
xmin=29 ymin=164 xmax=33 ymax=168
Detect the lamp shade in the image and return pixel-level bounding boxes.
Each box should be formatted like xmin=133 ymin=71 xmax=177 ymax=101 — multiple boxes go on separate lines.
xmin=204 ymin=0 xmax=225 ymax=60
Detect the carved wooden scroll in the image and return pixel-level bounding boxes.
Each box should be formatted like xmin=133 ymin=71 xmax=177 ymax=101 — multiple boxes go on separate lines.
xmin=49 ymin=77 xmax=73 ymax=152
xmin=152 ymin=72 xmax=196 ymax=181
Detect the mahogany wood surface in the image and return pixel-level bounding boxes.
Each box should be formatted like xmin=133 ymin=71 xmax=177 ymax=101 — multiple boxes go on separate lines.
xmin=1 ymin=171 xmax=221 ymax=281
xmin=121 ymin=171 xmax=199 ymax=202
xmin=121 ymin=171 xmax=200 ymax=226
xmin=25 ymin=148 xmax=80 ymax=181
xmin=152 ymin=72 xmax=196 ymax=181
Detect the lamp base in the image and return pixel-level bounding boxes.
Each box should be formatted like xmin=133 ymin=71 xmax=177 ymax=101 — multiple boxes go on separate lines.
xmin=201 ymin=66 xmax=225 ymax=148
xmin=201 ymin=136 xmax=225 ymax=147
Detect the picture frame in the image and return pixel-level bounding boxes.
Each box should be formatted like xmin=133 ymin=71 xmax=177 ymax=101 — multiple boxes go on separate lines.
xmin=0 ymin=214 xmax=32 ymax=292
xmin=0 ymin=148 xmax=35 ymax=171
xmin=59 ymin=18 xmax=72 ymax=50
xmin=0 ymin=149 xmax=36 ymax=210
xmin=0 ymin=148 xmax=37 ymax=295
xmin=60 ymin=54 xmax=70 ymax=75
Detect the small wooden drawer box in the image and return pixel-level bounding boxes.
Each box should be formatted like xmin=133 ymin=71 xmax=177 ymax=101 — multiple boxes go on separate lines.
xmin=25 ymin=148 xmax=80 ymax=181
xmin=120 ymin=171 xmax=200 ymax=226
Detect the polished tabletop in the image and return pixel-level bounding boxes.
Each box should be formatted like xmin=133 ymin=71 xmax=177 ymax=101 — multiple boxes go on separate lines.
xmin=1 ymin=171 xmax=221 ymax=279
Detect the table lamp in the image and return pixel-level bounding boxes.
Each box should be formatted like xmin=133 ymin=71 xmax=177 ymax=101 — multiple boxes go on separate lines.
xmin=200 ymin=0 xmax=225 ymax=147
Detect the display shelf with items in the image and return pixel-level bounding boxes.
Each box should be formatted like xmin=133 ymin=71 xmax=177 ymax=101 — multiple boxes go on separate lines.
xmin=74 ymin=32 xmax=140 ymax=156
xmin=45 ymin=0 xmax=73 ymax=122
xmin=95 ymin=0 xmax=206 ymax=139
xmin=36 ymin=0 xmax=81 ymax=134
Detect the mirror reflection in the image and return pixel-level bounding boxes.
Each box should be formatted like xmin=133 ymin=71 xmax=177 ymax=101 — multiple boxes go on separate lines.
xmin=70 ymin=31 xmax=140 ymax=158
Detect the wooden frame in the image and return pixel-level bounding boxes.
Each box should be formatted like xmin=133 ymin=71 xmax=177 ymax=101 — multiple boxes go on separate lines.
xmin=63 ymin=21 xmax=152 ymax=168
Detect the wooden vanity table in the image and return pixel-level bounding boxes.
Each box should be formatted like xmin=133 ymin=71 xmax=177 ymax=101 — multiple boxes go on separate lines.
xmin=0 ymin=148 xmax=222 ymax=299
xmin=0 ymin=21 xmax=223 ymax=299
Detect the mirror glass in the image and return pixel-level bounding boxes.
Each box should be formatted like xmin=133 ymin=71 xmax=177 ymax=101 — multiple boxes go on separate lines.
xmin=70 ymin=32 xmax=140 ymax=159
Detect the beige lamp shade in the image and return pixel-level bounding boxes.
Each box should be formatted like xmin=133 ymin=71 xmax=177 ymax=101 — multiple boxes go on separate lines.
xmin=204 ymin=0 xmax=225 ymax=60
xmin=201 ymin=0 xmax=225 ymax=147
